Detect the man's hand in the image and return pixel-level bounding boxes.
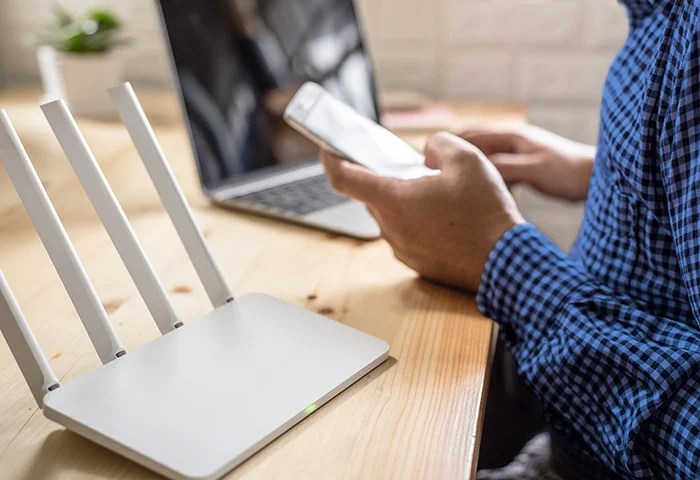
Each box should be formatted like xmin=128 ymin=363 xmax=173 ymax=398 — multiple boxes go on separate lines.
xmin=460 ymin=124 xmax=596 ymax=201
xmin=321 ymin=132 xmax=524 ymax=292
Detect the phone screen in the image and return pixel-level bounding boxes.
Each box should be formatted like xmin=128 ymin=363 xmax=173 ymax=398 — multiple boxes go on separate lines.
xmin=302 ymin=92 xmax=438 ymax=180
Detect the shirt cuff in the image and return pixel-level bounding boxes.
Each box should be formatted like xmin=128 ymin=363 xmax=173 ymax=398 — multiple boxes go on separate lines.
xmin=476 ymin=223 xmax=588 ymax=349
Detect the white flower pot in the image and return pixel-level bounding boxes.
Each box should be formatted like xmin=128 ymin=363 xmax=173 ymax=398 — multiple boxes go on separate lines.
xmin=37 ymin=46 xmax=125 ymax=118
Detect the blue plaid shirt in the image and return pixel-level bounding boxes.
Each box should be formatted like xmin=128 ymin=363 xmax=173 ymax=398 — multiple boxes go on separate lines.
xmin=476 ymin=1 xmax=700 ymax=478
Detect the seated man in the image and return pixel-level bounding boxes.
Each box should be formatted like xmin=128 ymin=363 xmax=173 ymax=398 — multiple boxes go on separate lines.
xmin=321 ymin=0 xmax=700 ymax=478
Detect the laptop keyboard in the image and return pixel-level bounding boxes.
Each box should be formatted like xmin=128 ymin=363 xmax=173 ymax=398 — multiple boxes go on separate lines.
xmin=233 ymin=174 xmax=348 ymax=216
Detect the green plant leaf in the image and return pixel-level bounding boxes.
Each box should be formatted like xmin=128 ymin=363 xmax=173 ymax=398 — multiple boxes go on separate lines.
xmin=39 ymin=5 xmax=123 ymax=54
xmin=88 ymin=10 xmax=121 ymax=31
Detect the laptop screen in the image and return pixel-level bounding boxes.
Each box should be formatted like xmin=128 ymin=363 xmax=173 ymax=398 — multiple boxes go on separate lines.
xmin=156 ymin=0 xmax=379 ymax=191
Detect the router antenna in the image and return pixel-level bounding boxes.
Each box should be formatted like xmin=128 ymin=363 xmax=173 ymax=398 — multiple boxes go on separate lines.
xmin=0 ymin=110 xmax=125 ymax=364
xmin=109 ymin=83 xmax=233 ymax=308
xmin=0 ymin=271 xmax=60 ymax=407
xmin=41 ymin=100 xmax=183 ymax=334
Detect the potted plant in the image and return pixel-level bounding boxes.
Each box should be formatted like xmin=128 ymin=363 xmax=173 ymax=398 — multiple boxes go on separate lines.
xmin=37 ymin=6 xmax=127 ymax=118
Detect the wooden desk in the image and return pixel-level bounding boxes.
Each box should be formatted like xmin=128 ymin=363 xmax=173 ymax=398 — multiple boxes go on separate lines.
xmin=0 ymin=87 xmax=524 ymax=479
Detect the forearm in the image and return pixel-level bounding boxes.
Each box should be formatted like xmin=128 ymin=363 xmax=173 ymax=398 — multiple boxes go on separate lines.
xmin=570 ymin=142 xmax=595 ymax=198
xmin=532 ymin=139 xmax=595 ymax=201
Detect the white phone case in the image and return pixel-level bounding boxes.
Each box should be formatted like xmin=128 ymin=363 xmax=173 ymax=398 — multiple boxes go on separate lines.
xmin=284 ymin=83 xmax=438 ymax=180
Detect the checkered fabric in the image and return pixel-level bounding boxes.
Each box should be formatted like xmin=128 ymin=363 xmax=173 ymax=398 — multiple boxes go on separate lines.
xmin=476 ymin=1 xmax=700 ymax=478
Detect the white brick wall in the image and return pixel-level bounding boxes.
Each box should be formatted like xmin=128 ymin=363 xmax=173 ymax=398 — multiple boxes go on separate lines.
xmin=446 ymin=1 xmax=583 ymax=46
xmin=359 ymin=0 xmax=628 ymax=144
xmin=0 ymin=0 xmax=629 ymax=143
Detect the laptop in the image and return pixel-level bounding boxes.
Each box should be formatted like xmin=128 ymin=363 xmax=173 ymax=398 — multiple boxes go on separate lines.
xmin=155 ymin=0 xmax=381 ymax=239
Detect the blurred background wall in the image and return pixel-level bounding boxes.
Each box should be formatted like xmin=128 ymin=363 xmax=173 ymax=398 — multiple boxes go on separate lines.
xmin=0 ymin=0 xmax=629 ymax=247
xmin=363 ymin=0 xmax=628 ymax=146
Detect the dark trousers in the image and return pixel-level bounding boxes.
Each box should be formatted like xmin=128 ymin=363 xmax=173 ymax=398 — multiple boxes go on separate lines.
xmin=477 ymin=338 xmax=544 ymax=469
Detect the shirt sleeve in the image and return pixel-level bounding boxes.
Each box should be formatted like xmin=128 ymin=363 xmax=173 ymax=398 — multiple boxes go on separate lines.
xmin=477 ymin=223 xmax=700 ymax=478
xmin=659 ymin=23 xmax=700 ymax=330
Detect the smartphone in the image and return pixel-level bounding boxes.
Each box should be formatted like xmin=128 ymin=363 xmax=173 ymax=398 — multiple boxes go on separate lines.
xmin=284 ymin=83 xmax=438 ymax=180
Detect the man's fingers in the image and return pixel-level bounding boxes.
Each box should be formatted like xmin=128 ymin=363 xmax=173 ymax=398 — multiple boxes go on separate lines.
xmin=488 ymin=153 xmax=539 ymax=184
xmin=320 ymin=149 xmax=400 ymax=205
xmin=459 ymin=129 xmax=526 ymax=156
xmin=424 ymin=132 xmax=481 ymax=171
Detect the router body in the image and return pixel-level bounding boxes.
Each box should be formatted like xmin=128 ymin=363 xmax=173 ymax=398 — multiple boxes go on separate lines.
xmin=0 ymin=83 xmax=390 ymax=479
xmin=44 ymin=294 xmax=388 ymax=480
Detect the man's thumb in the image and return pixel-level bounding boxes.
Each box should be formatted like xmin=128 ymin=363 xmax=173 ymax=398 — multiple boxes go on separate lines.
xmin=424 ymin=132 xmax=480 ymax=171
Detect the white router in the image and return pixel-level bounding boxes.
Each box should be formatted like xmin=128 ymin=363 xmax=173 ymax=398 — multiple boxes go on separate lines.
xmin=0 ymin=83 xmax=389 ymax=480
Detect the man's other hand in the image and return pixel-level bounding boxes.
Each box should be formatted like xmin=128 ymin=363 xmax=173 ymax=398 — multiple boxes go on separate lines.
xmin=321 ymin=132 xmax=524 ymax=292
xmin=460 ymin=124 xmax=596 ymax=201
